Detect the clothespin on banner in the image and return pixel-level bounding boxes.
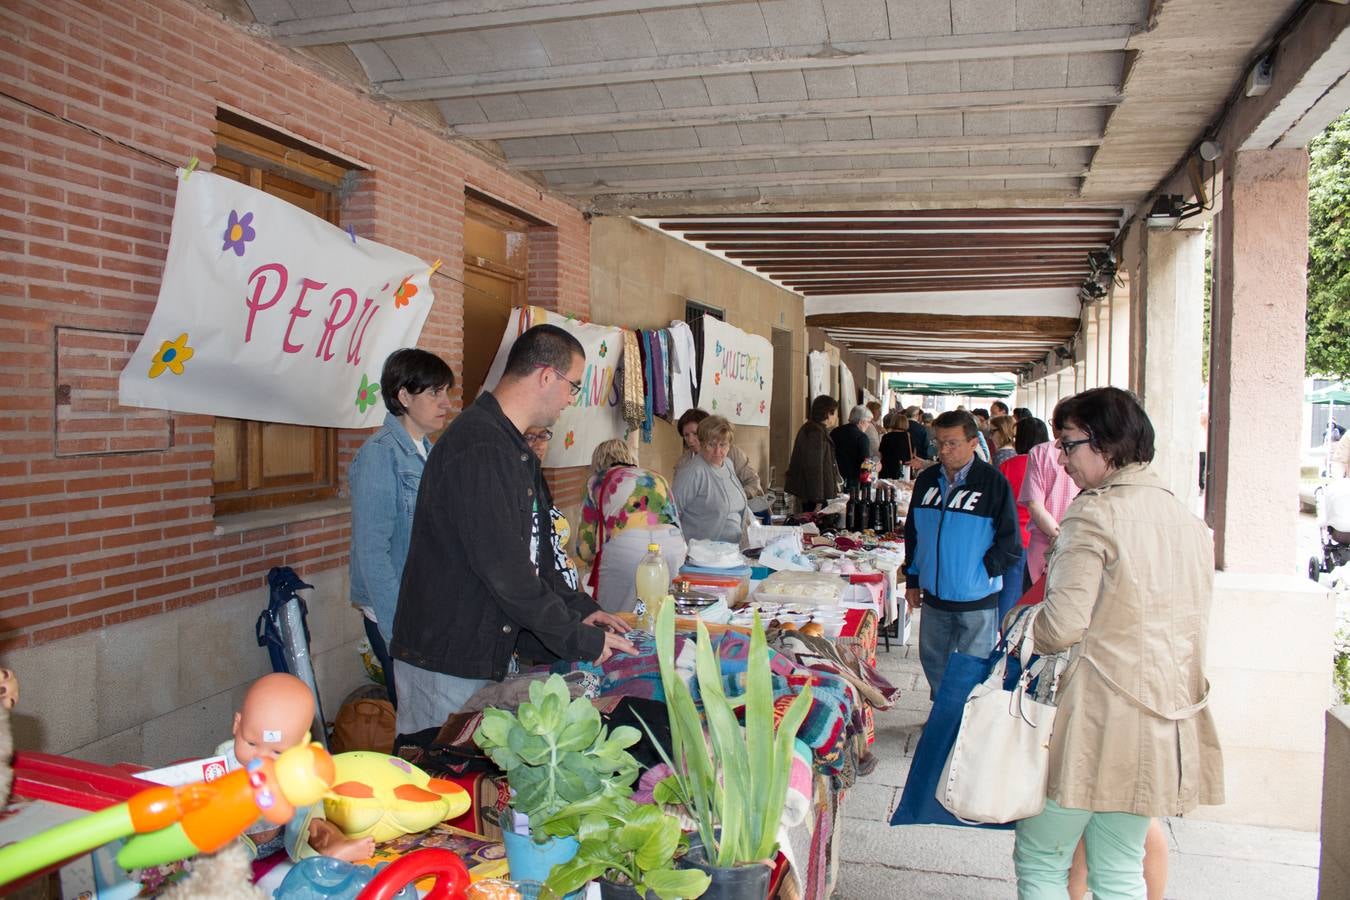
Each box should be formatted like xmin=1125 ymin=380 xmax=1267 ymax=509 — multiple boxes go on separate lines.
xmin=428 ymin=259 xmax=443 ymax=278
xmin=182 ymin=156 xmax=199 ymax=180
xmin=346 ymin=225 xmax=357 ymax=244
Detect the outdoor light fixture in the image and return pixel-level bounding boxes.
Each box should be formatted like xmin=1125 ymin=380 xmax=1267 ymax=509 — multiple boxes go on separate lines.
xmin=1145 ymin=194 xmax=1205 ymax=228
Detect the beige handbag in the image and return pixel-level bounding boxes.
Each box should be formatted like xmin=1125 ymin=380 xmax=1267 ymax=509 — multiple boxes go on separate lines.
xmin=936 ymin=610 xmax=1064 ymax=824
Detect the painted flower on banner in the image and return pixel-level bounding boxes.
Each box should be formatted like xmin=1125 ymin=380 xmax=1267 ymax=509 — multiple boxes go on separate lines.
xmin=736 ymin=402 xmax=743 ymax=416
xmin=598 ymin=341 xmax=608 ymax=358
xmin=221 ymin=210 xmax=255 ymax=257
xmin=715 ymin=341 xmax=723 ymax=355
xmin=564 ymin=431 xmax=575 ymax=449
xmin=714 ymin=372 xmax=721 ymax=385
xmin=393 ymin=276 xmax=418 ymax=309
xmin=355 ymin=373 xmax=381 ymax=413
xmin=149 ymin=333 xmax=194 ymax=378
xmin=711 ymin=400 xmax=718 ymax=410
xmin=759 ymin=400 xmax=766 ymax=414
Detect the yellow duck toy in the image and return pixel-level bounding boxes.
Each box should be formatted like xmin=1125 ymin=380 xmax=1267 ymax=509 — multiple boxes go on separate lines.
xmin=323 ymin=752 xmax=471 ymax=843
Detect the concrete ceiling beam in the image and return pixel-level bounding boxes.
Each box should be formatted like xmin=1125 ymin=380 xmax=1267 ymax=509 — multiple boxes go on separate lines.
xmin=269 ymin=0 xmax=744 ymax=47
xmin=510 ymin=133 xmax=1104 ymax=170
xmin=378 ymin=26 xmax=1133 ymax=100
xmin=553 ymin=164 xmax=1087 ymax=194
xmin=448 ymin=86 xmax=1123 ymax=138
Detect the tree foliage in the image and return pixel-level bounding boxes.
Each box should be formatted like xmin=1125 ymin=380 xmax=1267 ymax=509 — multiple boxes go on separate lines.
xmin=1307 ymin=110 xmax=1350 ymax=379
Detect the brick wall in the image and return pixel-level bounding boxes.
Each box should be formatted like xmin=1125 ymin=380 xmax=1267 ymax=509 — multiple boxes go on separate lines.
xmin=0 ymin=0 xmax=591 ymax=650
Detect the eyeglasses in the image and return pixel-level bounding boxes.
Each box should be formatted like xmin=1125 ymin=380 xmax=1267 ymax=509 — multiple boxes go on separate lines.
xmin=535 ymin=364 xmax=582 ymax=396
xmin=936 ymin=438 xmax=974 ymax=451
xmin=704 ymin=440 xmax=730 ymax=450
xmin=1056 ymin=436 xmax=1093 ymax=454
xmin=524 ymin=429 xmax=553 ymax=444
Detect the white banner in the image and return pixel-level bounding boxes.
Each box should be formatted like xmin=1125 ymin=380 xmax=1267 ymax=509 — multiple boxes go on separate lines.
xmin=698 ymin=317 xmax=772 ymax=426
xmin=120 ymin=170 xmax=435 ymax=428
xmin=482 ymin=306 xmax=627 ymax=467
xmin=808 ymin=350 xmax=829 ymax=404
xmin=839 ymin=363 xmax=857 ymax=413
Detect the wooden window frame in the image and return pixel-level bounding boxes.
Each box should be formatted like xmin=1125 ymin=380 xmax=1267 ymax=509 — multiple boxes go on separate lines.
xmin=211 ymin=112 xmax=351 ymax=516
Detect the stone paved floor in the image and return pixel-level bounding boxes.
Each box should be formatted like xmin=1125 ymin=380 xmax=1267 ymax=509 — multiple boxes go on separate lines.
xmin=831 ymin=624 xmax=1323 ymax=898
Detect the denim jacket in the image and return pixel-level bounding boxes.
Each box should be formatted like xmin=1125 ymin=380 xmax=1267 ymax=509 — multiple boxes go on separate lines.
xmin=349 ymin=413 xmax=430 ymax=643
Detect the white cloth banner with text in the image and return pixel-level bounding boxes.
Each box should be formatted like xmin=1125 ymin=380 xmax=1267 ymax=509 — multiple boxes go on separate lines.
xmin=481 ymin=306 xmax=627 ymax=467
xmin=120 ymin=170 xmax=435 ymax=428
xmin=698 ymin=317 xmax=773 ymax=426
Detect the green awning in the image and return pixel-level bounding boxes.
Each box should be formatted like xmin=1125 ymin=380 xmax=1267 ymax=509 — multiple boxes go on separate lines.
xmin=1308 ymin=385 xmax=1350 ymax=405
xmin=888 ymin=378 xmax=1015 ymax=398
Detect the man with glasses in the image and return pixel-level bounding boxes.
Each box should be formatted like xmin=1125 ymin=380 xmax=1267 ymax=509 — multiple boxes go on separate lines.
xmin=391 ymin=324 xmax=636 ymax=736
xmin=903 ymin=409 xmax=1021 ymax=699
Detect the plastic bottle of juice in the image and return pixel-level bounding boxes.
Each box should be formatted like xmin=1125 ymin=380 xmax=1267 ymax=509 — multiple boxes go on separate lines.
xmin=634 ymin=542 xmax=670 ymax=631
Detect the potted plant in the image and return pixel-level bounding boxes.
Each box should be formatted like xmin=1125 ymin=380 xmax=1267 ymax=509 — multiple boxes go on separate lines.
xmin=473 ymin=674 xmax=641 ymax=889
xmin=539 ymin=794 xmax=711 ymax=900
xmin=644 ymin=602 xmax=813 ymax=900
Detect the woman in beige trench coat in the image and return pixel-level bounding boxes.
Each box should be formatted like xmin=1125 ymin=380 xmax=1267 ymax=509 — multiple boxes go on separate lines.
xmin=1013 ymin=387 xmax=1224 ymax=900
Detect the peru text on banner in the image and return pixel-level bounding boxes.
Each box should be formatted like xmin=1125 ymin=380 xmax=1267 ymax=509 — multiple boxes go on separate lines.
xmin=119 ymin=170 xmax=435 ymax=428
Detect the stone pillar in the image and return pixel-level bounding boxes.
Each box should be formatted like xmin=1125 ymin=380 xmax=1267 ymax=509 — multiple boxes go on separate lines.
xmin=1083 ymin=313 xmax=1099 ymax=389
xmin=1209 ymin=149 xmax=1308 ymax=572
xmin=1134 ymin=225 xmax=1207 ymax=505
xmin=1110 ymin=285 xmax=1131 ymax=388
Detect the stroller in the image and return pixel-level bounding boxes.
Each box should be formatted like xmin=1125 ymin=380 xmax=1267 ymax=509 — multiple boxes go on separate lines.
xmin=1310 ymin=480 xmax=1350 ymax=585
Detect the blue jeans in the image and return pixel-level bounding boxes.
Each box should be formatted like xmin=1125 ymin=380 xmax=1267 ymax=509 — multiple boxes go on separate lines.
xmin=918 ymin=602 xmax=997 ymax=700
xmin=362 ymin=615 xmax=398 ymax=708
xmin=1014 ymin=798 xmax=1151 ymax=899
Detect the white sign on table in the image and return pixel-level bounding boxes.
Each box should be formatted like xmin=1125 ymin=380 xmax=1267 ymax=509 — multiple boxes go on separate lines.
xmin=119 ymin=170 xmax=436 ymax=428
xmin=481 ymin=306 xmax=627 ymax=467
xmin=697 ymin=316 xmax=773 ymax=426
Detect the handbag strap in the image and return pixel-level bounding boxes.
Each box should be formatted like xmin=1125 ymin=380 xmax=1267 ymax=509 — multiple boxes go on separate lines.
xmin=1079 ymin=654 xmax=1211 ymax=720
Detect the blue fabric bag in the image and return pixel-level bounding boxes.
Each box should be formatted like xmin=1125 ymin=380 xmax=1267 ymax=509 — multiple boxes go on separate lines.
xmin=889 ymin=647 xmax=1022 ymax=831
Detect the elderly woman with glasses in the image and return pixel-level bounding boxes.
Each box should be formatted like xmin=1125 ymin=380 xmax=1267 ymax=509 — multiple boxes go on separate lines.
xmin=576 ymin=438 xmax=685 ymax=613
xmin=672 ymin=414 xmax=749 ymax=545
xmin=1011 ymin=387 xmax=1223 ymax=899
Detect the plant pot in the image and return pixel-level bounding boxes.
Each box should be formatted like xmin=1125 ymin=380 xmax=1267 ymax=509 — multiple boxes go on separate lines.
xmin=500 ymin=828 xmax=581 ymax=895
xmin=598 ymin=877 xmax=656 ymax=900
xmin=678 ymin=842 xmax=771 ymax=900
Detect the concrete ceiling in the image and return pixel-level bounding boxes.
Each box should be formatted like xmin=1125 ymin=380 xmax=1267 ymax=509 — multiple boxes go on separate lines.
xmin=232 ymin=0 xmax=1305 ymax=372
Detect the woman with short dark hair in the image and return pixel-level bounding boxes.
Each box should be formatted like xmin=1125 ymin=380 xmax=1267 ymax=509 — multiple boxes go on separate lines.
xmin=1012 ymin=387 xmax=1223 ymax=896
xmin=785 ymin=395 xmax=843 ymax=512
xmin=349 ymin=348 xmax=454 ymax=706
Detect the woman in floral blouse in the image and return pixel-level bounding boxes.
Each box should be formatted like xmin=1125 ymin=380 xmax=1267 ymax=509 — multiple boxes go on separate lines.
xmin=578 ymin=438 xmax=686 ymax=613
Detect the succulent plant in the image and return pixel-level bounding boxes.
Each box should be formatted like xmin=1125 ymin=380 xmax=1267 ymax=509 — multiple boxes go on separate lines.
xmin=473 ymin=674 xmax=641 ymax=826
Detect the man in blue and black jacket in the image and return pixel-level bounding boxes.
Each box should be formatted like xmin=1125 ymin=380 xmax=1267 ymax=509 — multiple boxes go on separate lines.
xmin=903 ymin=409 xmax=1021 ymax=699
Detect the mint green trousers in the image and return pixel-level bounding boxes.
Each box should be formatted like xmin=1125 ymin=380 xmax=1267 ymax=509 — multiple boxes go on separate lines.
xmin=1013 ymin=797 xmax=1151 ymax=899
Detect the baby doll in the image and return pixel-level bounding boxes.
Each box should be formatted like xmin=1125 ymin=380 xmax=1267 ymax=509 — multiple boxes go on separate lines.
xmin=219 ymin=673 xmax=374 ymax=863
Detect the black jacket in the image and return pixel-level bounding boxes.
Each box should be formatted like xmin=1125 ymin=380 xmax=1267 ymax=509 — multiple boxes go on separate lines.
xmin=391 ymin=392 xmax=605 ymax=681
xmin=831 ymin=423 xmax=871 ymax=484
xmin=908 ymin=420 xmax=934 ymax=460
xmin=784 ymin=420 xmax=841 ymax=504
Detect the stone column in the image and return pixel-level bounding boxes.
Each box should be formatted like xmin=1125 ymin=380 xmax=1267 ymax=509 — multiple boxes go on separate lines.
xmin=1110 ymin=285 xmax=1131 ymax=387
xmin=1134 ymin=224 xmax=1207 ymax=506
xmin=1209 ymin=149 xmax=1309 ymax=572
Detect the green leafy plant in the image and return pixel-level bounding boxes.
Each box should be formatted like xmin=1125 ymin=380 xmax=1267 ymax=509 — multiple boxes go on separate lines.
xmin=1334 ymin=611 xmax=1350 ymax=706
xmin=646 ymin=602 xmax=812 ymax=869
xmin=542 ymin=795 xmax=711 ymax=899
xmin=473 ymin=674 xmax=641 ymax=827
